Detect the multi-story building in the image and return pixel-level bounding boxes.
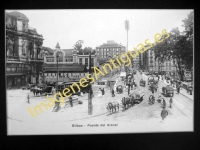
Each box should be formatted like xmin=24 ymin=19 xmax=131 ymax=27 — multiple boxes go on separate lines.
xmin=131 ymin=50 xmax=139 ymax=69
xmin=6 ymin=11 xmax=44 ymax=88
xmin=96 ymin=40 xmax=126 ymax=61
xmin=96 ymin=40 xmax=126 ymax=72
xmin=139 ymin=47 xmax=177 ymax=78
xmin=42 ymin=43 xmax=97 ymax=82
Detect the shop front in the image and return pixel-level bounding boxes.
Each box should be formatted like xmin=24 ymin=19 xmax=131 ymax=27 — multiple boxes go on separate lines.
xmin=7 ymin=74 xmax=27 ymax=88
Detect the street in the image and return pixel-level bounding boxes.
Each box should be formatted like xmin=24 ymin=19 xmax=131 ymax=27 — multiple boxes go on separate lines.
xmin=7 ymin=70 xmax=193 ymax=135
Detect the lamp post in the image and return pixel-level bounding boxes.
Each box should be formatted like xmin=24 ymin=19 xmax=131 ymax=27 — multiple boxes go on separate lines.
xmin=42 ymin=51 xmax=48 ymax=84
xmin=88 ymin=52 xmax=93 ymax=115
xmin=56 ymin=51 xmax=62 ymax=92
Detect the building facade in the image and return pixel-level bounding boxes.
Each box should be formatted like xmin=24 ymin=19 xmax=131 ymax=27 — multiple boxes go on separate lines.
xmin=96 ymin=40 xmax=126 ymax=61
xmin=42 ymin=43 xmax=97 ymax=82
xmin=139 ymin=48 xmax=177 ymax=78
xmin=6 ymin=11 xmax=44 ymax=88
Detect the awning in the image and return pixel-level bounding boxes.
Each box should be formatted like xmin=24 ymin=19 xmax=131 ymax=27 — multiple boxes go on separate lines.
xmin=119 ymin=72 xmax=126 ymax=77
xmin=43 ymin=65 xmax=88 ymax=73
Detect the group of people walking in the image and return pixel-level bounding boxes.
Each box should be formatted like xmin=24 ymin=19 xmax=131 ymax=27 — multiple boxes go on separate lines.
xmin=154 ymin=93 xmax=173 ymax=121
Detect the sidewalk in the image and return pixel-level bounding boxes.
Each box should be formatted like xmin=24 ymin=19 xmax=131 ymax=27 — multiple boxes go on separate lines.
xmin=141 ymin=73 xmax=193 ymax=100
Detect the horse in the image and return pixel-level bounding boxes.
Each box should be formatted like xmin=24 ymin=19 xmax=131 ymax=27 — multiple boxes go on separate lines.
xmin=32 ymin=89 xmax=43 ymax=96
xmin=121 ymin=97 xmax=131 ymax=111
xmin=106 ymin=102 xmax=119 ymax=114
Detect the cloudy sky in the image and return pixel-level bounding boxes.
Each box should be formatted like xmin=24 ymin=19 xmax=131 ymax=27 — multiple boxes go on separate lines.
xmin=6 ymin=9 xmax=192 ymax=50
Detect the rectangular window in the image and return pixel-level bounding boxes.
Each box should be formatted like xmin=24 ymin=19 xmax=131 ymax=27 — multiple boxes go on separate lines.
xmin=91 ymin=58 xmax=94 ymax=67
xmin=58 ymin=57 xmax=63 ymax=62
xmin=85 ymin=58 xmax=88 ymax=66
xmin=65 ymin=56 xmax=73 ymax=62
xmin=79 ymin=58 xmax=82 ymax=65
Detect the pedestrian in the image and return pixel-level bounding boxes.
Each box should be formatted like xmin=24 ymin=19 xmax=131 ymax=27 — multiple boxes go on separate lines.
xmin=101 ymin=88 xmax=103 ymax=96
xmin=161 ymin=107 xmax=168 ymax=121
xmin=69 ymin=96 xmax=73 ymax=107
xmin=102 ymin=88 xmax=105 ymax=95
xmin=128 ymin=85 xmax=130 ymax=95
xmin=152 ymin=88 xmax=155 ymax=94
xmin=157 ymin=94 xmax=162 ymax=103
xmin=27 ymin=94 xmax=30 ymax=104
xmin=177 ymin=83 xmax=180 ymax=94
xmin=169 ymin=97 xmax=173 ymax=108
xmin=162 ymin=99 xmax=166 ymax=109
xmin=130 ymin=83 xmax=133 ymax=90
xmin=112 ymin=89 xmax=115 ymax=97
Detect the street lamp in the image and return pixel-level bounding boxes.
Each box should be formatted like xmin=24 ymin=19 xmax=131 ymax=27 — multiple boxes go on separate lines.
xmin=42 ymin=51 xmax=48 ymax=83
xmin=56 ymin=50 xmax=62 ymax=92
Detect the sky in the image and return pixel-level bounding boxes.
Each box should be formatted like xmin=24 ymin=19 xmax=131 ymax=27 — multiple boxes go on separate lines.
xmin=6 ymin=9 xmax=193 ymax=50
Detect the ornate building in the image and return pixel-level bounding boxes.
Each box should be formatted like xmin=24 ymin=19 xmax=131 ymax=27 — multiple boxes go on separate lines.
xmin=42 ymin=43 xmax=97 ymax=82
xmin=6 ymin=11 xmax=44 ymax=88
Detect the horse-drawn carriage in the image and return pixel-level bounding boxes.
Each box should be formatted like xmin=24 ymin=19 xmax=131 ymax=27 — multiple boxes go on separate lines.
xmin=148 ymin=83 xmax=158 ymax=93
xmin=162 ymin=85 xmax=174 ymax=97
xmin=32 ymin=86 xmax=55 ymax=96
xmin=140 ymin=78 xmax=146 ymax=87
xmin=130 ymin=89 xmax=144 ymax=104
xmin=148 ymin=76 xmax=158 ymax=85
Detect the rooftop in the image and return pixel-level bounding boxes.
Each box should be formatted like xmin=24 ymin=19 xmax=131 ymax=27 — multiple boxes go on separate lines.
xmin=7 ymin=11 xmax=29 ymax=22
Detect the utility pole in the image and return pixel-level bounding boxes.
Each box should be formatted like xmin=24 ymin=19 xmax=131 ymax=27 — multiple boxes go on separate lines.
xmin=125 ymin=19 xmax=129 ymax=53
xmin=88 ymin=52 xmax=93 ymax=115
xmin=125 ymin=19 xmax=130 ymax=71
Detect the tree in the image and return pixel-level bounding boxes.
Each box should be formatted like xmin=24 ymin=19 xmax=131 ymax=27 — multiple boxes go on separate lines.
xmin=83 ymin=47 xmax=93 ymax=55
xmin=182 ymin=11 xmax=193 ymax=70
xmin=73 ymin=40 xmax=84 ymax=54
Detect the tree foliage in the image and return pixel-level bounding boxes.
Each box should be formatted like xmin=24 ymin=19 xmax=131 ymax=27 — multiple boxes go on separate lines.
xmin=153 ymin=11 xmax=193 ymax=81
